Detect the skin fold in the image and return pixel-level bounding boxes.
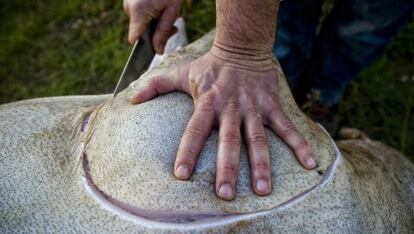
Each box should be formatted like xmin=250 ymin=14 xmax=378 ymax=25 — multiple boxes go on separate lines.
xmin=125 ymin=0 xmax=316 ymax=200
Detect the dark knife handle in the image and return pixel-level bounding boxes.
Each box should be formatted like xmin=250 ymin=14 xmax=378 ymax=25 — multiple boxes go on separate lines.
xmin=112 ymin=20 xmax=158 ymax=96
xmin=140 ymin=20 xmax=158 ymax=53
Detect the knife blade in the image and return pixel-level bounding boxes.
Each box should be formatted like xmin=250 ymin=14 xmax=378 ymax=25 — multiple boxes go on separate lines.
xmin=113 ymin=24 xmax=156 ymax=96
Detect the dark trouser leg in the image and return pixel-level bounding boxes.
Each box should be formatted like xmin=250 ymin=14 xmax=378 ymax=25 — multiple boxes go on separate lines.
xmin=311 ymin=0 xmax=414 ymax=107
xmin=273 ymin=0 xmax=324 ymax=91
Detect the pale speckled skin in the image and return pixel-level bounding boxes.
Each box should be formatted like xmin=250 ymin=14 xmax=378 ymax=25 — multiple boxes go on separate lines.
xmin=1 ymin=31 xmax=413 ymax=233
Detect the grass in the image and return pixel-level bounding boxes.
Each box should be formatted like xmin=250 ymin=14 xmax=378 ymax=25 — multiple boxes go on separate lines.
xmin=339 ymin=21 xmax=414 ymax=160
xmin=0 ymin=0 xmax=413 ymax=160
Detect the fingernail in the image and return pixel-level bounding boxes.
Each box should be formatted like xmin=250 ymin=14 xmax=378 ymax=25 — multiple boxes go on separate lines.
xmin=256 ymin=179 xmax=269 ymax=193
xmin=218 ymin=183 xmax=233 ymax=200
xmin=306 ymin=157 xmax=317 ymax=168
xmin=158 ymin=44 xmax=165 ymax=54
xmin=128 ymin=94 xmax=139 ymax=104
xmin=175 ymin=165 xmax=189 ymax=179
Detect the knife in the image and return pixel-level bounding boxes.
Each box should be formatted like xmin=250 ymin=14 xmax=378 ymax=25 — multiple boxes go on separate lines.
xmin=113 ymin=23 xmax=156 ymax=96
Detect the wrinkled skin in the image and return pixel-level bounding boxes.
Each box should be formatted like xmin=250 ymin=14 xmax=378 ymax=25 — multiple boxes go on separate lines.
xmin=1 ymin=31 xmax=413 ymax=233
xmin=129 ymin=52 xmax=316 ymax=200
xmin=125 ymin=0 xmax=316 ymax=200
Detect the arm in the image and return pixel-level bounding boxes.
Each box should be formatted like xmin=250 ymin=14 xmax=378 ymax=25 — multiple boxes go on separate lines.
xmin=213 ymin=0 xmax=277 ymax=70
xmin=129 ymin=0 xmax=316 ymax=200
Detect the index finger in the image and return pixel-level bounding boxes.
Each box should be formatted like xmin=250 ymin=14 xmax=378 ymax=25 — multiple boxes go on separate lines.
xmin=128 ymin=11 xmax=154 ymax=44
xmin=174 ymin=97 xmax=215 ymax=180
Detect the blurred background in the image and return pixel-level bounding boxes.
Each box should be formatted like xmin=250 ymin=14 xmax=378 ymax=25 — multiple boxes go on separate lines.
xmin=0 ymin=0 xmax=413 ymax=161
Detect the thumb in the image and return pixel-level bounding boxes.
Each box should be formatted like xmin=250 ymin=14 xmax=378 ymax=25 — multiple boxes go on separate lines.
xmin=128 ymin=12 xmax=153 ymax=44
xmin=129 ymin=74 xmax=177 ymax=104
xmin=129 ymin=62 xmax=190 ymax=104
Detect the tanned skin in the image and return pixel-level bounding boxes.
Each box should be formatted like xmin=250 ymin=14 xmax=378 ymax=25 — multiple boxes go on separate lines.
xmin=125 ymin=0 xmax=316 ymax=200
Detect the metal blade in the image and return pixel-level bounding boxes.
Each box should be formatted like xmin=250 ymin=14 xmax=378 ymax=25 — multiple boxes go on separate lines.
xmin=113 ymin=27 xmax=155 ymax=96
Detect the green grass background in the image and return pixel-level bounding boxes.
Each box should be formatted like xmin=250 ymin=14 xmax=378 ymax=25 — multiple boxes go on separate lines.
xmin=0 ymin=0 xmax=413 ymax=160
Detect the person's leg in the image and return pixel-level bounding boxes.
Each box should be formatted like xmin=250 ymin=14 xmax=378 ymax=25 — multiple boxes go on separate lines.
xmin=310 ymin=0 xmax=414 ymax=107
xmin=273 ymin=0 xmax=324 ymax=91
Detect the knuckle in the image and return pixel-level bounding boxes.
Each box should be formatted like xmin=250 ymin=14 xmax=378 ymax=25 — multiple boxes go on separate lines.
xmin=245 ymin=106 xmax=258 ymax=116
xmin=280 ymin=122 xmax=296 ymax=137
xmin=198 ymin=95 xmax=215 ymax=113
xmin=220 ymin=103 xmax=242 ymax=126
xmin=219 ymin=164 xmax=238 ymax=177
xmin=225 ymin=98 xmax=240 ymax=111
xmin=244 ymin=105 xmax=262 ymax=118
xmin=184 ymin=126 xmax=206 ymax=139
xmin=222 ymin=108 xmax=239 ymax=117
xmin=158 ymin=17 xmax=174 ymax=25
xmin=156 ymin=27 xmax=172 ymax=36
xmin=199 ymin=105 xmax=215 ymax=113
xmin=157 ymin=20 xmax=174 ymax=35
xmin=148 ymin=78 xmax=160 ymax=89
xmin=221 ymin=108 xmax=241 ymax=123
xmin=266 ymin=97 xmax=283 ymax=112
xmin=296 ymin=140 xmax=309 ymax=151
xmin=247 ymin=132 xmax=267 ymax=144
xmin=180 ymin=148 xmax=197 ymax=160
xmin=253 ymin=161 xmax=270 ymax=172
xmin=268 ymin=105 xmax=281 ymax=118
xmin=131 ymin=0 xmax=148 ymax=11
xmin=219 ymin=132 xmax=241 ymax=144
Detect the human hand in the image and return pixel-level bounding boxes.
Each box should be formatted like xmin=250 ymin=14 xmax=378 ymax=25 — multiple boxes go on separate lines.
xmin=129 ymin=48 xmax=317 ymax=200
xmin=123 ymin=0 xmax=181 ymax=54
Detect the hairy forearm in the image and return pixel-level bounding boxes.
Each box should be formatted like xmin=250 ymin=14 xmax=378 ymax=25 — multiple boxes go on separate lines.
xmin=212 ymin=0 xmax=279 ymax=69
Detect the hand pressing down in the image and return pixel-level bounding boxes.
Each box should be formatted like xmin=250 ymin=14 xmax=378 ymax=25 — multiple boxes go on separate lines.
xmin=129 ymin=49 xmax=317 ymax=201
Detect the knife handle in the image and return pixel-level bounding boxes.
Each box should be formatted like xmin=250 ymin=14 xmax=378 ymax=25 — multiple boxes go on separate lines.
xmin=140 ymin=20 xmax=158 ymax=53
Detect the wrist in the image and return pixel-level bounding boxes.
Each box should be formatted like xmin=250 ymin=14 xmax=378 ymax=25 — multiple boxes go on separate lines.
xmin=214 ymin=0 xmax=279 ymax=62
xmin=209 ymin=43 xmax=275 ymax=71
